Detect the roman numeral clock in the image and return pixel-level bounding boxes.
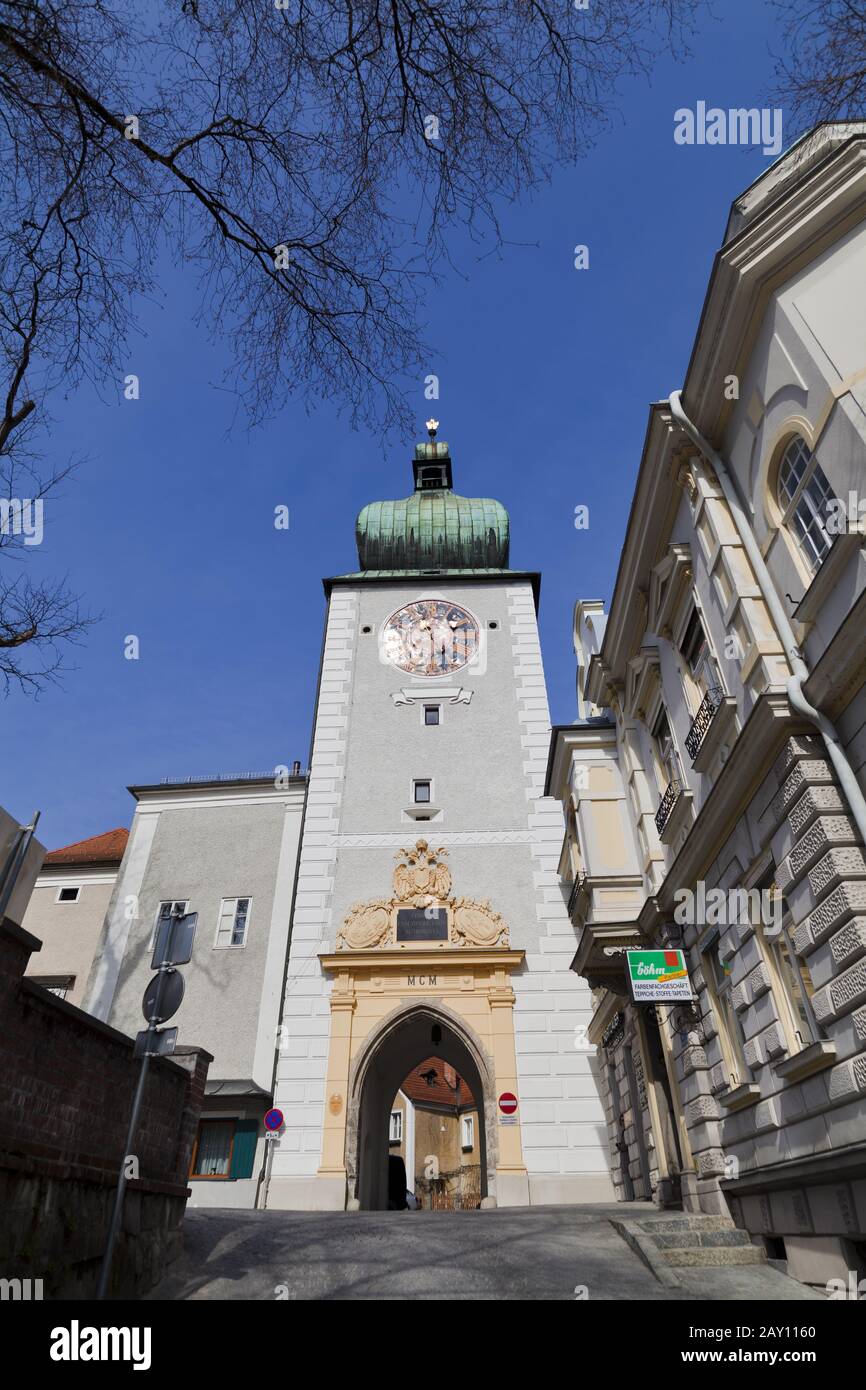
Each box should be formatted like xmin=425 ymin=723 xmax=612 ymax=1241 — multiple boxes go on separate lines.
xmin=382 ymin=599 xmax=479 ymax=677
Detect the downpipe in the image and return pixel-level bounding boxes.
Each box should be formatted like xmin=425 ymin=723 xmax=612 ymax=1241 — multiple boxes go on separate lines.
xmin=668 ymin=389 xmax=866 ymax=847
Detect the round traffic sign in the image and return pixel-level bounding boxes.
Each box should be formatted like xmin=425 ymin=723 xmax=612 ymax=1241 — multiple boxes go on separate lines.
xmin=498 ymin=1092 xmax=518 ymax=1115
xmin=264 ymin=1107 xmax=284 ymax=1132
xmin=141 ymin=969 xmax=184 ymax=1024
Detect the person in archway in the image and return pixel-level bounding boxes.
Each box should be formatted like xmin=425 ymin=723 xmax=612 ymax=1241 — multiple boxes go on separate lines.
xmin=388 ymin=1154 xmax=409 ymax=1210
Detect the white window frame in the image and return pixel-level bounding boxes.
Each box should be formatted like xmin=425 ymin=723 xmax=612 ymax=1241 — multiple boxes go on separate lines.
xmin=389 ymin=1109 xmax=403 ymax=1144
xmin=776 ymin=435 xmax=837 ymax=574
xmin=678 ymin=605 xmax=722 ymax=712
xmin=461 ymin=1114 xmax=474 ymax=1152
xmin=55 ymin=886 xmax=81 ymax=904
xmin=421 ymin=702 xmax=442 ymax=728
xmin=214 ymin=896 xmax=252 ymax=950
xmin=412 ymin=777 xmax=433 ymax=804
xmin=651 ymin=707 xmax=681 ymax=793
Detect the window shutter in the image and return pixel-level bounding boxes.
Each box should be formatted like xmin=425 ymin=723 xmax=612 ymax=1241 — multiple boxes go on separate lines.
xmin=229 ymin=1119 xmax=259 ymax=1179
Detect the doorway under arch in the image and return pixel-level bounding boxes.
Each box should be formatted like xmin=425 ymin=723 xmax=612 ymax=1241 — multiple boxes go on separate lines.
xmin=348 ymin=1005 xmax=496 ymax=1210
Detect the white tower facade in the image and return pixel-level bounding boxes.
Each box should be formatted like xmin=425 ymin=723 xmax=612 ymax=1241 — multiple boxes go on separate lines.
xmin=267 ymin=433 xmax=613 ymax=1209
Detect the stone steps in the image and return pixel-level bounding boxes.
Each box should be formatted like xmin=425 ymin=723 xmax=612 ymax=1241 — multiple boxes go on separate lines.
xmin=664 ymin=1245 xmax=766 ymax=1268
xmin=631 ymin=1214 xmax=766 ymax=1270
xmin=637 ymin=1215 xmax=733 ymax=1235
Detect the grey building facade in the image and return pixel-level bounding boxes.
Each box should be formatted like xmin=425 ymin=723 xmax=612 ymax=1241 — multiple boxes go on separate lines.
xmin=84 ymin=772 xmax=305 ymax=1208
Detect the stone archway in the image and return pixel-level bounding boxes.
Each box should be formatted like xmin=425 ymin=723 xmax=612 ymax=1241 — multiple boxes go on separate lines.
xmin=347 ymin=1002 xmax=498 ymax=1210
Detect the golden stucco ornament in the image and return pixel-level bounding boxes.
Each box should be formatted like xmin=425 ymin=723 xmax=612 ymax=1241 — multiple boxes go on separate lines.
xmin=336 ymin=838 xmax=510 ymax=950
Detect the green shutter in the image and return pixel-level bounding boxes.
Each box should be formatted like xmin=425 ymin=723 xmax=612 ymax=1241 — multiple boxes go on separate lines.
xmin=229 ymin=1119 xmax=259 ymax=1179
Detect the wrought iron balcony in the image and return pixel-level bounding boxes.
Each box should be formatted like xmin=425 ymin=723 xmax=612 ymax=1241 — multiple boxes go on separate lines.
xmin=655 ymin=779 xmax=682 ymax=836
xmin=567 ymin=871 xmax=588 ymax=919
xmin=685 ymin=685 xmax=725 ymax=762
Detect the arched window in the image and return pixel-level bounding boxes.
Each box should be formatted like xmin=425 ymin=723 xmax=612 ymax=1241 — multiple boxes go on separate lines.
xmin=776 ymin=435 xmax=837 ymax=573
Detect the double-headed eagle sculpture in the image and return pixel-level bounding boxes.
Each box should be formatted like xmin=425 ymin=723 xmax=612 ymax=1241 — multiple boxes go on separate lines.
xmin=337 ymin=838 xmax=508 ymax=950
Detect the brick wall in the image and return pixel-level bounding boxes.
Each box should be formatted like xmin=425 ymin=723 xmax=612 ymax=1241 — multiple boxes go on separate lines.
xmin=0 ymin=918 xmax=211 ymax=1298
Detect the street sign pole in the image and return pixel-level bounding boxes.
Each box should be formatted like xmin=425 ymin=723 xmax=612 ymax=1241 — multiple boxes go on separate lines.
xmin=95 ymin=1048 xmax=153 ymax=1301
xmin=96 ymin=909 xmax=196 ymax=1300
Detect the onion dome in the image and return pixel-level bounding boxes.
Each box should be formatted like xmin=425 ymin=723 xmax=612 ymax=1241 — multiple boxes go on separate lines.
xmin=356 ymin=423 xmax=510 ymax=572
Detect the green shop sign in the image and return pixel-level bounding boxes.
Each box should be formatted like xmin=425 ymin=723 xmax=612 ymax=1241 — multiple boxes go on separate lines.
xmin=626 ymin=949 xmax=693 ymax=1003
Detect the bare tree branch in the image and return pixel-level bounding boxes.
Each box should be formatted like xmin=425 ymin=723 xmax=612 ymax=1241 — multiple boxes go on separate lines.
xmin=771 ymin=1 xmax=866 ymax=129
xmin=0 ymin=0 xmax=701 ymax=692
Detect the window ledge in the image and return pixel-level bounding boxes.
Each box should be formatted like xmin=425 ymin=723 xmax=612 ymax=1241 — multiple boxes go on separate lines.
xmin=718 ymin=1082 xmax=762 ymax=1111
xmin=773 ymin=1040 xmax=837 ymax=1082
xmin=402 ymin=806 xmax=442 ymax=822
xmin=794 ymin=532 xmax=862 ymax=624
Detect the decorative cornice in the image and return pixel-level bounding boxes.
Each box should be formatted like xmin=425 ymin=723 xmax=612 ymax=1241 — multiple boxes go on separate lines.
xmin=684 ymin=134 xmax=866 ymax=442
xmin=319 ymin=948 xmax=526 ymax=972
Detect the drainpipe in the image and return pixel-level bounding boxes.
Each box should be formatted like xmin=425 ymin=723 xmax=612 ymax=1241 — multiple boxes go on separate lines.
xmin=668 ymin=389 xmax=866 ymax=847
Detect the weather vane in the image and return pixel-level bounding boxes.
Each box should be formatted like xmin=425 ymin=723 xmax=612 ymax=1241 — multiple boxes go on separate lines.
xmin=426 ymin=418 xmax=439 ymax=439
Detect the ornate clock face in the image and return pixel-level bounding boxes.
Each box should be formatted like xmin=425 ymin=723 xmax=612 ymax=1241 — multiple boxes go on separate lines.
xmin=383 ymin=599 xmax=479 ymax=676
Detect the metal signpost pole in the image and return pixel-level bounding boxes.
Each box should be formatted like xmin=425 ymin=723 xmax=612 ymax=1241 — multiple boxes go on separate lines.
xmin=95 ymin=909 xmax=195 ymax=1300
xmin=95 ymin=1047 xmax=154 ymax=1300
xmin=95 ymin=967 xmax=168 ymax=1301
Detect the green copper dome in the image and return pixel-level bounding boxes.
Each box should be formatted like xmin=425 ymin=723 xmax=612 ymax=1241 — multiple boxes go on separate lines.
xmin=356 ymin=437 xmax=510 ymax=571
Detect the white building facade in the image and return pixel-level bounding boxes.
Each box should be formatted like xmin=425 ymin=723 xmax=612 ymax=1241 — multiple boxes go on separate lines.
xmin=547 ymin=124 xmax=866 ymax=1288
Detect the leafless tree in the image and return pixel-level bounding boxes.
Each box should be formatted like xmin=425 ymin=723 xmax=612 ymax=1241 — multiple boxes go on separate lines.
xmin=771 ymin=1 xmax=866 ymax=128
xmin=0 ymin=0 xmax=700 ymax=689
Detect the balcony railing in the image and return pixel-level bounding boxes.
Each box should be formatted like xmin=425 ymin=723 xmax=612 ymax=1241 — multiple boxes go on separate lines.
xmin=655 ymin=779 xmax=682 ymax=836
xmin=685 ymin=685 xmax=725 ymax=762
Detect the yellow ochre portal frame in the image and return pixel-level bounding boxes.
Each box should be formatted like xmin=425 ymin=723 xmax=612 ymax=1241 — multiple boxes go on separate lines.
xmin=317 ymin=946 xmax=529 ymax=1210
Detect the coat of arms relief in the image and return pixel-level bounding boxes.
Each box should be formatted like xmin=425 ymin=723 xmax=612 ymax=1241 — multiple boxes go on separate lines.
xmin=337 ymin=839 xmax=509 ymax=950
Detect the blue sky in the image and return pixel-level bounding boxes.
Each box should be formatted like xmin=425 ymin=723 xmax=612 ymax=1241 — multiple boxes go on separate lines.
xmin=6 ymin=1 xmax=793 ymax=849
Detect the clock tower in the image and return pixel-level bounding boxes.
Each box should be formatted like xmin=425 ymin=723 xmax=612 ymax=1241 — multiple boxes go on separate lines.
xmin=267 ymin=428 xmax=613 ymax=1210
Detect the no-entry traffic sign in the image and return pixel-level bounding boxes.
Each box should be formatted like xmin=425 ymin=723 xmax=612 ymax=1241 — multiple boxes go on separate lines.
xmin=498 ymin=1092 xmax=518 ymax=1115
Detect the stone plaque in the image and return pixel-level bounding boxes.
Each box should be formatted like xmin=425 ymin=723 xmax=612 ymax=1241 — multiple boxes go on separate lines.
xmin=396 ymin=908 xmax=448 ymax=941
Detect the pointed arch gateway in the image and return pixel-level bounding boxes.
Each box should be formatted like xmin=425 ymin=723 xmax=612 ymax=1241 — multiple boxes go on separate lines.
xmin=347 ymin=1002 xmax=498 ymax=1210
xmin=316 ymin=927 xmax=528 ymax=1210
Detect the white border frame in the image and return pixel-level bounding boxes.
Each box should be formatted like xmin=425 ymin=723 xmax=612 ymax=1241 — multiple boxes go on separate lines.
xmin=54 ymin=885 xmax=81 ymax=904
xmin=213 ymin=895 xmax=252 ymax=950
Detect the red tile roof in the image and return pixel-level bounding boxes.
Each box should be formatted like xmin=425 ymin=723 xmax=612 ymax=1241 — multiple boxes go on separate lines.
xmin=44 ymin=827 xmax=129 ymax=866
xmin=399 ymin=1057 xmax=476 ymax=1110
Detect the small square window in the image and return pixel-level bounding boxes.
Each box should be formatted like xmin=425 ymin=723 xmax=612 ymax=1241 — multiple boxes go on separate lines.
xmin=57 ymin=887 xmax=80 ymax=904
xmin=413 ymin=781 xmax=431 ymax=804
xmin=424 ymin=705 xmax=440 ymax=726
